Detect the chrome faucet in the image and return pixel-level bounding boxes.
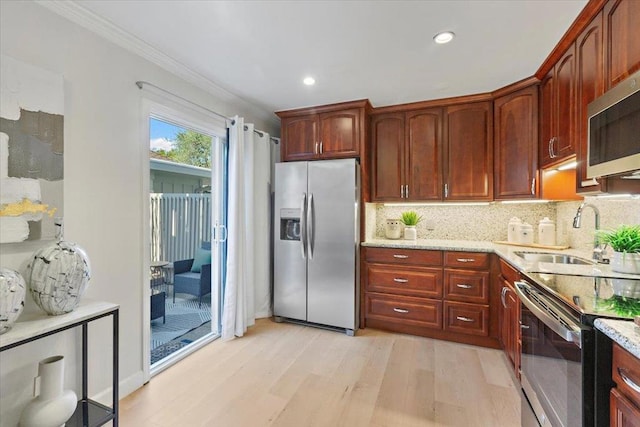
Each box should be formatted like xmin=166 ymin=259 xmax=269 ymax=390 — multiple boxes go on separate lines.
xmin=573 ymin=202 xmax=605 ymax=262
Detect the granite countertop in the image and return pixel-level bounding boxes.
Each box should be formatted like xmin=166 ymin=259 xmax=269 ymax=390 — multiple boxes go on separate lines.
xmin=594 ymin=318 xmax=640 ymax=359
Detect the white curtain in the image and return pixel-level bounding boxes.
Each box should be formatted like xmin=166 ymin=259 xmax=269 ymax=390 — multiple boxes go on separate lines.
xmin=222 ymin=116 xmax=273 ymax=340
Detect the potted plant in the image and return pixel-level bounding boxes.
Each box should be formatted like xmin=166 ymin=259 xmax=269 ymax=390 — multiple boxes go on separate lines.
xmin=597 ymin=224 xmax=640 ymax=274
xmin=401 ymin=211 xmax=422 ymax=240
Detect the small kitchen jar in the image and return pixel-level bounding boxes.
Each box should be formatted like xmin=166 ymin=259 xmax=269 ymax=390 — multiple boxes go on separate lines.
xmin=538 ymin=217 xmax=556 ymax=246
xmin=518 ymin=222 xmax=534 ymax=245
xmin=508 ymin=217 xmax=522 ymax=243
xmin=385 ymin=219 xmax=403 ymax=240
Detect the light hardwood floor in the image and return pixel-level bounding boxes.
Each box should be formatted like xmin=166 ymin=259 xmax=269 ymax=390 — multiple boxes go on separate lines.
xmin=121 ymin=319 xmax=521 ymax=426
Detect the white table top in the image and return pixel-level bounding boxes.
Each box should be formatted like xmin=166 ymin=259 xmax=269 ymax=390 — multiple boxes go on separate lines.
xmin=0 ymin=299 xmax=119 ymax=350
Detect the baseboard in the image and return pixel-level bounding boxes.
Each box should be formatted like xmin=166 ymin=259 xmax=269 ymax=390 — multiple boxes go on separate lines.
xmin=92 ymin=370 xmax=145 ymax=405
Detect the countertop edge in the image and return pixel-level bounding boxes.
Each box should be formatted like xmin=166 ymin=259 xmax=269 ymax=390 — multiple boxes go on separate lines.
xmin=594 ymin=318 xmax=640 ymax=360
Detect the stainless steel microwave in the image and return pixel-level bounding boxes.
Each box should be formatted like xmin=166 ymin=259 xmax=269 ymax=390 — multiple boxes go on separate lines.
xmin=587 ymin=69 xmax=640 ymax=179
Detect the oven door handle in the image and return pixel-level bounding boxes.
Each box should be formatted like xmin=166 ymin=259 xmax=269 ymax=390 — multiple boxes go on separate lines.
xmin=514 ymin=280 xmax=582 ymax=348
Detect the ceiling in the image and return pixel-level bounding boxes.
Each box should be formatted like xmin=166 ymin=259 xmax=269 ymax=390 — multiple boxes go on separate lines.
xmin=71 ymin=0 xmax=587 ymax=114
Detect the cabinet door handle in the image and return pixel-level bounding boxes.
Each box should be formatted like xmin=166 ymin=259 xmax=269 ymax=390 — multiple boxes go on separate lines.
xmin=444 ymin=183 xmax=449 ymax=198
xmin=393 ymin=254 xmax=409 ymax=259
xmin=619 ymin=368 xmax=640 ymax=394
xmin=393 ymin=278 xmax=409 ymax=283
xmin=531 ymin=178 xmax=536 ymax=196
xmin=315 ymin=142 xmax=319 ymax=155
xmin=393 ymin=308 xmax=409 ymax=314
xmin=549 ymin=137 xmax=557 ymax=158
xmin=456 ymin=258 xmax=475 ymax=263
xmin=456 ymin=316 xmax=474 ymax=322
xmin=456 ymin=283 xmax=473 ymax=289
xmin=501 ymin=286 xmax=509 ymax=308
xmin=320 ymin=141 xmax=323 ymax=154
xmin=405 ymin=185 xmax=409 ymax=198
xmin=520 ymin=324 xmax=530 ymax=330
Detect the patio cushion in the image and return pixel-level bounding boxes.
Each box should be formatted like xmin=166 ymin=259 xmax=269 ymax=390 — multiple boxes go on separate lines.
xmin=191 ymin=247 xmax=211 ymax=273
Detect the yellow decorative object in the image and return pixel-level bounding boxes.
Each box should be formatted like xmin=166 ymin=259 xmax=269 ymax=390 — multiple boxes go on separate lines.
xmin=0 ymin=198 xmax=56 ymax=217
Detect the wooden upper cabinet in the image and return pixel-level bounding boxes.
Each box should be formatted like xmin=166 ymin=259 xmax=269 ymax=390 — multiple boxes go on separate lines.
xmin=318 ymin=108 xmax=360 ymax=158
xmin=281 ymin=115 xmax=318 ymax=161
xmin=604 ymin=0 xmax=640 ymax=89
xmin=276 ymin=100 xmax=370 ymax=162
xmin=444 ymin=102 xmax=494 ymax=201
xmin=370 ymin=108 xmax=442 ymax=202
xmin=371 ymin=113 xmax=404 ymax=201
xmin=406 ymin=109 xmax=443 ymax=200
xmin=576 ymin=11 xmax=607 ymax=193
xmin=539 ymin=45 xmax=577 ymax=168
xmin=539 ymin=71 xmax=555 ymax=167
xmin=494 ymin=85 xmax=539 ymax=199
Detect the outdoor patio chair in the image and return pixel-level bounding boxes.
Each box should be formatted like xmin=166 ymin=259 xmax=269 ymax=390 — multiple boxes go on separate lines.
xmin=173 ymin=242 xmax=211 ymax=308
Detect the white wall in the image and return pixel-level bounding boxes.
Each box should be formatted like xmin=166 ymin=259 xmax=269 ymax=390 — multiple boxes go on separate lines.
xmin=0 ymin=2 xmax=278 ymax=425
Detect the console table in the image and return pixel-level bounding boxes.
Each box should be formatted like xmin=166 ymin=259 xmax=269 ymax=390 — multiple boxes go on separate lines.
xmin=0 ymin=300 xmax=119 ymax=427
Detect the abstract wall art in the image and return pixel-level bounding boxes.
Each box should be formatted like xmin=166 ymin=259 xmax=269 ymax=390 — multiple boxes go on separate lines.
xmin=0 ymin=55 xmax=64 ymax=243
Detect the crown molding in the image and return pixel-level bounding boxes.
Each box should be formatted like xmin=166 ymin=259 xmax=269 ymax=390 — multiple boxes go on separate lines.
xmin=34 ymin=0 xmax=279 ymax=128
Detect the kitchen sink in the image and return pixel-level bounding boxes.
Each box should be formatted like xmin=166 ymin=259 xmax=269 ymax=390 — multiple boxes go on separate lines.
xmin=513 ymin=251 xmax=594 ymax=265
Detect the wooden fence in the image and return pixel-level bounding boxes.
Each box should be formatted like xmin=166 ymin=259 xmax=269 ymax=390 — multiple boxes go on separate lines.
xmin=150 ymin=193 xmax=211 ymax=262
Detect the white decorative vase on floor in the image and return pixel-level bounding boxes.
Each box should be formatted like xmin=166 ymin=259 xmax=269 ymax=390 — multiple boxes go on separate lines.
xmin=610 ymin=251 xmax=640 ymax=275
xmin=404 ymin=226 xmax=417 ymax=240
xmin=26 ymin=221 xmax=91 ymax=315
xmin=19 ymin=355 xmax=77 ymax=427
xmin=0 ymin=268 xmax=27 ymax=334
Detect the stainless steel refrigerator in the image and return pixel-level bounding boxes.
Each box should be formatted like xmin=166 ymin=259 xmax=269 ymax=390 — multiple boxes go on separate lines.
xmin=273 ymin=158 xmax=360 ymax=335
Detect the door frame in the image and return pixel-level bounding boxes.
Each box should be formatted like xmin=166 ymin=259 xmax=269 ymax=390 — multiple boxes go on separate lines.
xmin=140 ymin=96 xmax=226 ymax=382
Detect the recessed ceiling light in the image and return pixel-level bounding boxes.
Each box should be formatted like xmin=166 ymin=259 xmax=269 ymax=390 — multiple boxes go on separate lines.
xmin=303 ymin=76 xmax=316 ymax=86
xmin=433 ymin=31 xmax=455 ymax=44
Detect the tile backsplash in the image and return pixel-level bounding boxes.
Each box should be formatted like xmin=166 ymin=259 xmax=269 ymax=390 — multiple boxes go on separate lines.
xmin=367 ymin=196 xmax=640 ymax=249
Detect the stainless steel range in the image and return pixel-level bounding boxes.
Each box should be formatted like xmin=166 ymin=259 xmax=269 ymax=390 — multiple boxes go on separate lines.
xmin=515 ymin=272 xmax=640 ymax=427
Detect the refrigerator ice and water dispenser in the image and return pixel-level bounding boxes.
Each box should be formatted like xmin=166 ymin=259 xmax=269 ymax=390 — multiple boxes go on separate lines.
xmin=280 ymin=208 xmax=301 ymax=241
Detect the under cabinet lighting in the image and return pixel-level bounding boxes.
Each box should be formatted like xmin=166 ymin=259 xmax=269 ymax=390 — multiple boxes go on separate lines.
xmin=303 ymin=76 xmax=316 ymax=86
xmin=433 ymin=31 xmax=455 ymax=44
xmin=557 ymin=161 xmax=577 ymax=171
xmin=384 ymin=202 xmax=490 ymax=207
xmin=500 ymin=200 xmax=552 ymax=204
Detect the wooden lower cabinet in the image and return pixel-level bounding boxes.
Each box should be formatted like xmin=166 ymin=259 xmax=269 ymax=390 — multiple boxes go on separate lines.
xmin=362 ymin=247 xmax=499 ymax=348
xmin=611 ymin=388 xmax=640 ymax=427
xmin=611 ymin=342 xmax=640 ymax=426
xmin=498 ymin=259 xmax=521 ymax=379
xmin=365 ymin=293 xmax=442 ymax=329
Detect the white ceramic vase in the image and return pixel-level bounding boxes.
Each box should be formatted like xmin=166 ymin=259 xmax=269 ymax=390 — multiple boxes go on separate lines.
xmin=404 ymin=226 xmax=417 ymax=240
xmin=26 ymin=221 xmax=91 ymax=315
xmin=610 ymin=251 xmax=640 ymax=275
xmin=0 ymin=268 xmax=27 ymax=334
xmin=19 ymin=355 xmax=77 ymax=427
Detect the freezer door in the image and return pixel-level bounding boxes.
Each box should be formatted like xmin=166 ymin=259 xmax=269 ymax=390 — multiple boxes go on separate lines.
xmin=274 ymin=161 xmax=308 ymax=321
xmin=307 ymin=159 xmax=359 ymax=329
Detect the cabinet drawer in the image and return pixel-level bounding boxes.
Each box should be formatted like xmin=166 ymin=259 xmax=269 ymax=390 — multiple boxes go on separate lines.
xmin=365 ymin=293 xmax=442 ymax=329
xmin=499 ymin=258 xmax=520 ymax=284
xmin=444 ymin=269 xmax=489 ymax=303
xmin=365 ymin=247 xmax=442 ymax=266
xmin=443 ymin=301 xmax=489 ymax=336
xmin=613 ymin=343 xmax=640 ymax=407
xmin=444 ymin=251 xmax=490 ymax=269
xmin=366 ymin=265 xmax=442 ymax=298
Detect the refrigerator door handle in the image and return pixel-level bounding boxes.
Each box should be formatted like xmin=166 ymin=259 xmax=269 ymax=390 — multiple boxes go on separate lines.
xmin=307 ymin=193 xmax=314 ymax=259
xmin=300 ymin=193 xmax=307 ymax=259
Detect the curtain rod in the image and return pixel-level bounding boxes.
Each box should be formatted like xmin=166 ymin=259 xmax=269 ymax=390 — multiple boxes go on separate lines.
xmin=135 ymin=80 xmax=234 ymax=124
xmin=243 ymin=125 xmax=280 ymax=144
xmin=136 ymin=80 xmax=279 ymax=143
